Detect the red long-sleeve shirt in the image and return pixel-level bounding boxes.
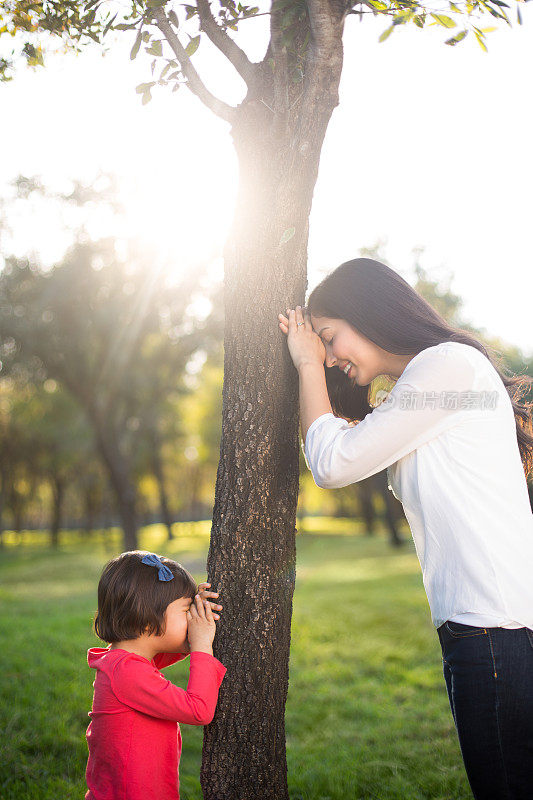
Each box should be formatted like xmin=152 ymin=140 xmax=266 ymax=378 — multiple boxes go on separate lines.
xmin=85 ymin=646 xmax=226 ymax=800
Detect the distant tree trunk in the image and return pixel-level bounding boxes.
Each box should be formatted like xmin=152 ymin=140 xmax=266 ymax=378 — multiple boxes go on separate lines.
xmin=0 ymin=461 xmax=6 ymax=548
xmin=50 ymin=475 xmax=64 ymax=548
xmin=150 ymin=430 xmax=174 ymax=539
xmin=188 ymin=462 xmax=203 ymax=521
xmin=83 ymin=484 xmax=98 ymax=537
xmin=202 ymin=18 xmax=346 ymax=795
xmin=375 ymin=470 xmax=404 ymax=547
xmin=90 ymin=417 xmax=138 ymax=550
xmin=359 ymin=480 xmax=376 ymax=536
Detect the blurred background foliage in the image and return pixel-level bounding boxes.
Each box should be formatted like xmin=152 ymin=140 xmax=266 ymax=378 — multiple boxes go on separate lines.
xmin=1 ymin=173 xmax=532 ymax=551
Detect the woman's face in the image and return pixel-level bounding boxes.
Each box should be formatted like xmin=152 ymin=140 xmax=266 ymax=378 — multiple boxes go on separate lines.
xmin=309 ymin=313 xmax=412 ymax=385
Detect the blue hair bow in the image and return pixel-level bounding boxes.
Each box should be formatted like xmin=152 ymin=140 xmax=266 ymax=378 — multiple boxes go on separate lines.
xmin=141 ymin=552 xmax=174 ymax=582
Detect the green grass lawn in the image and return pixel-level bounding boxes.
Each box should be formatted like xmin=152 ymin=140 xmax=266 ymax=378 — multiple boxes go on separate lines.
xmin=0 ymin=522 xmax=470 ymax=800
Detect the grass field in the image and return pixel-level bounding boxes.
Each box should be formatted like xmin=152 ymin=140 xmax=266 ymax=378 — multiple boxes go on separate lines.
xmin=0 ymin=521 xmax=471 ymax=800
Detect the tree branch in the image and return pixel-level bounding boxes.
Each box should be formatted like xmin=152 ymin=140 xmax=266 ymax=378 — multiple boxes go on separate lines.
xmin=196 ymin=0 xmax=256 ymax=87
xmin=151 ymin=8 xmax=236 ymax=123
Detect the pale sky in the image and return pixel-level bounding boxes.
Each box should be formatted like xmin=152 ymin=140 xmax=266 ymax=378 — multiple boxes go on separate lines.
xmin=1 ymin=5 xmax=532 ymax=356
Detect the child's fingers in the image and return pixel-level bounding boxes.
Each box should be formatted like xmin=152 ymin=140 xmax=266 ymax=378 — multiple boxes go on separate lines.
xmin=195 ymin=594 xmax=206 ymax=618
xmin=204 ymin=599 xmax=214 ymax=622
xmin=203 ymin=597 xmax=222 ymax=611
xmin=197 ymin=582 xmax=211 ymax=591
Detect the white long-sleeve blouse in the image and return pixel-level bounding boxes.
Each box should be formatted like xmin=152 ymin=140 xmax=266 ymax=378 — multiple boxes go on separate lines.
xmin=303 ymin=341 xmax=533 ymax=630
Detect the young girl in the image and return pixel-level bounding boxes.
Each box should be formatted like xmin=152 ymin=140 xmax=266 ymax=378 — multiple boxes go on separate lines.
xmin=279 ymin=257 xmax=533 ymax=800
xmin=85 ymin=550 xmax=226 ymax=800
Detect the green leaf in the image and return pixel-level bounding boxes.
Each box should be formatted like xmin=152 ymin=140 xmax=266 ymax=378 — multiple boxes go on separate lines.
xmin=146 ymin=40 xmax=163 ymax=56
xmin=160 ymin=63 xmax=171 ymax=79
xmin=142 ymin=31 xmax=151 ymax=42
xmin=378 ymin=24 xmax=394 ymax=41
xmin=168 ymin=9 xmax=180 ymax=27
xmin=430 ymin=13 xmax=456 ymax=27
xmin=185 ymin=35 xmax=200 ymax=56
xmin=517 ymin=5 xmax=523 ymax=24
xmin=367 ymin=0 xmax=389 ymax=9
xmin=142 ymin=90 xmax=152 ymax=105
xmin=279 ymin=227 xmax=296 ymax=245
xmin=474 ymin=30 xmax=488 ymax=51
xmin=449 ymin=2 xmax=461 ymax=11
xmin=413 ymin=14 xmax=425 ymax=26
xmin=103 ymin=13 xmax=118 ymax=36
xmin=130 ymin=29 xmax=142 ymax=61
xmin=445 ymin=28 xmax=467 ymax=44
xmin=136 ymin=81 xmax=156 ymax=93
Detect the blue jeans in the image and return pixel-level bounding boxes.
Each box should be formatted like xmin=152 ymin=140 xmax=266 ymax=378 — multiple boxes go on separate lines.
xmin=437 ymin=621 xmax=533 ymax=800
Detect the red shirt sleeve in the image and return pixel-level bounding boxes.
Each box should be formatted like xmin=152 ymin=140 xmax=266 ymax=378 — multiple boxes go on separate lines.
xmin=153 ymin=651 xmax=189 ymax=669
xmin=110 ymin=651 xmax=227 ymax=725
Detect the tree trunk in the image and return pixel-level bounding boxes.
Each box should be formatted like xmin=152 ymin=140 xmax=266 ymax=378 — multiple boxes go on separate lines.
xmin=50 ymin=475 xmax=64 ymax=548
xmin=0 ymin=461 xmax=6 ymax=548
xmin=91 ymin=419 xmax=138 ymax=550
xmin=83 ymin=484 xmax=98 ymax=537
xmin=374 ymin=470 xmax=404 ymax=547
xmin=359 ymin=479 xmax=376 ymax=535
xmin=150 ymin=430 xmax=174 ymax=539
xmin=201 ymin=15 xmax=346 ymax=794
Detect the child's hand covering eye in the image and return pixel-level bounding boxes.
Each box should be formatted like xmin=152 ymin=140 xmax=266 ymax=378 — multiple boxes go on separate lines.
xmin=197 ymin=582 xmax=223 ymax=620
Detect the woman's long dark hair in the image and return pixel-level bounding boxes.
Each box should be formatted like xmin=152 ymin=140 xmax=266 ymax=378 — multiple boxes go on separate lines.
xmin=307 ymin=258 xmax=533 ymax=478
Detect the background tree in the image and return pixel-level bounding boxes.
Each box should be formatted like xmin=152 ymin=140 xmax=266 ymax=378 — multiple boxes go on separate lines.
xmin=1 ymin=1 xmax=528 ymax=797
xmin=0 ymin=178 xmax=222 ymax=548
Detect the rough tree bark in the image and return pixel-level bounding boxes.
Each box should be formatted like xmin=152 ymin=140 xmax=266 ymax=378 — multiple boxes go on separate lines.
xmin=152 ymin=1 xmax=350 ymax=796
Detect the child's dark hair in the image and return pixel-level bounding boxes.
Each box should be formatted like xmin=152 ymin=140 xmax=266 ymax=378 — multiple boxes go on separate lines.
xmin=94 ymin=551 xmax=197 ymax=643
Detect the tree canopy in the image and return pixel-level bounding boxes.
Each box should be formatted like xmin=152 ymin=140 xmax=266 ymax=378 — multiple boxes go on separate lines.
xmin=0 ymin=0 xmax=525 ymax=88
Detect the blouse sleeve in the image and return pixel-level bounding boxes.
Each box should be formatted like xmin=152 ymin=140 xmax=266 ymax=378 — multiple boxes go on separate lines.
xmin=303 ymin=345 xmax=478 ymax=489
xmin=110 ymin=651 xmax=227 ymax=725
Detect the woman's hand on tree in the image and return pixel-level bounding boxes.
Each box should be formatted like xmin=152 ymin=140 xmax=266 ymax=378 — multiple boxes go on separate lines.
xmin=278 ymin=305 xmax=325 ymax=371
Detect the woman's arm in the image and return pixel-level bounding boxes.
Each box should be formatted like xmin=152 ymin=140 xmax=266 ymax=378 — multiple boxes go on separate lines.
xmin=278 ymin=306 xmax=332 ymax=441
xmin=298 ymin=362 xmax=332 ymax=443
xmin=303 ymin=347 xmax=478 ymax=488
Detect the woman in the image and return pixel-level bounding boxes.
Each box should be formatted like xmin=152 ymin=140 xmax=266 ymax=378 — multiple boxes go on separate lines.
xmin=278 ymin=258 xmax=533 ymax=800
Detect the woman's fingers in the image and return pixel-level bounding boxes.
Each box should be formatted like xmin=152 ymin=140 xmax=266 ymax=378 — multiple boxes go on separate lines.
xmin=279 ymin=306 xmax=308 ymax=336
xmin=295 ymin=305 xmax=305 ymax=328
